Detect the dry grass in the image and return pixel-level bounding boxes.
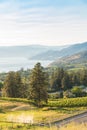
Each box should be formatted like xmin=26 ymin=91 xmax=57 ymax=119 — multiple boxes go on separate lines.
xmin=0 ymin=98 xmax=87 ymax=130
xmin=30 ymin=123 xmax=87 ymax=130
xmin=0 ymin=98 xmax=87 ymax=124
xmin=0 ymin=123 xmax=87 ymax=130
xmin=0 ymin=99 xmax=69 ymax=124
xmin=59 ymin=123 xmax=87 ymax=130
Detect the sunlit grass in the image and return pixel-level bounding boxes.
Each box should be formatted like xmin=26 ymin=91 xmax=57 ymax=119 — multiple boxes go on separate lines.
xmin=60 ymin=123 xmax=87 ymax=130
xmin=27 ymin=123 xmax=87 ymax=130
xmin=0 ymin=97 xmax=87 ymax=130
xmin=0 ymin=97 xmax=87 ymax=124
xmin=0 ymin=123 xmax=87 ymax=130
xmin=0 ymin=109 xmax=68 ymax=124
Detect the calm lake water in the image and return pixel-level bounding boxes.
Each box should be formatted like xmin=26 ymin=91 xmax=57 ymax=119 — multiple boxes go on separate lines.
xmin=0 ymin=57 xmax=52 ymax=72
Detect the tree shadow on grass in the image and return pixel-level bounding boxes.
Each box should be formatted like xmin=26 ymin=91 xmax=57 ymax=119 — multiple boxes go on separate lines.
xmin=0 ymin=108 xmax=5 ymax=113
xmin=43 ymin=107 xmax=75 ymax=114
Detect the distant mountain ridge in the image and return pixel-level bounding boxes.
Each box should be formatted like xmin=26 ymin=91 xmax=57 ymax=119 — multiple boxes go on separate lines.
xmin=0 ymin=45 xmax=64 ymax=58
xmin=30 ymin=42 xmax=87 ymax=60
xmin=0 ymin=42 xmax=87 ymax=62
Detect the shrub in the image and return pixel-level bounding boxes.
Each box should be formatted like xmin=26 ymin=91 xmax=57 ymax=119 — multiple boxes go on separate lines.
xmin=71 ymin=86 xmax=86 ymax=97
xmin=63 ymin=90 xmax=75 ymax=98
xmin=48 ymin=92 xmax=63 ymax=99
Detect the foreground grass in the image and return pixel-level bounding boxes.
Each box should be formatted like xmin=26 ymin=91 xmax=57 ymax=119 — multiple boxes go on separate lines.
xmin=0 ymin=123 xmax=87 ymax=130
xmin=0 ymin=98 xmax=87 ymax=124
xmin=0 ymin=97 xmax=87 ymax=129
xmin=34 ymin=123 xmax=87 ymax=130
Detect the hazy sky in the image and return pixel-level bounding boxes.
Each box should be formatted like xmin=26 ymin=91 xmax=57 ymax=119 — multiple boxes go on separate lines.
xmin=0 ymin=0 xmax=87 ymax=46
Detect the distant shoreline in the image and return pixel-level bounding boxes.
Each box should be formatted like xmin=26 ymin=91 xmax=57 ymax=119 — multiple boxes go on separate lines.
xmin=0 ymin=58 xmax=52 ymax=73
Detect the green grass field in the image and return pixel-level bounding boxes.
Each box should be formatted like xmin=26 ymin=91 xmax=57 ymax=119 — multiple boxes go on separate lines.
xmin=0 ymin=97 xmax=87 ymax=129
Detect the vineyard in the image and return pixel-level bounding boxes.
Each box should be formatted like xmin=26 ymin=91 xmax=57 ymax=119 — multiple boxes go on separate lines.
xmin=48 ymin=97 xmax=87 ymax=107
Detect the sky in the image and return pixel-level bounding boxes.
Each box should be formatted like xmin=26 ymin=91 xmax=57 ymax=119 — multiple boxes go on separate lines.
xmin=0 ymin=0 xmax=87 ymax=46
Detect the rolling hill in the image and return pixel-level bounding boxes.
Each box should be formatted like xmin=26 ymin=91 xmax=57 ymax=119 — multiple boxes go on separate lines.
xmin=49 ymin=50 xmax=87 ymax=69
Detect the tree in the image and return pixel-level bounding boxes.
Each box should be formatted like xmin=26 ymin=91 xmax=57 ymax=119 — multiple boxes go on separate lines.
xmin=71 ymin=86 xmax=83 ymax=97
xmin=50 ymin=68 xmax=64 ymax=91
xmin=0 ymin=82 xmax=3 ymax=91
xmin=29 ymin=63 xmax=48 ymax=107
xmin=2 ymin=72 xmax=15 ymax=97
xmin=2 ymin=71 xmax=24 ymax=98
xmin=50 ymin=68 xmax=70 ymax=91
xmin=81 ymin=69 xmax=87 ymax=86
xmin=14 ymin=72 xmax=24 ymax=97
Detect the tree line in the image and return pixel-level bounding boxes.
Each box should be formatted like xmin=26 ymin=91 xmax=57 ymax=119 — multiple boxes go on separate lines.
xmin=49 ymin=68 xmax=87 ymax=91
xmin=2 ymin=63 xmax=48 ymax=107
xmin=1 ymin=63 xmax=87 ymax=106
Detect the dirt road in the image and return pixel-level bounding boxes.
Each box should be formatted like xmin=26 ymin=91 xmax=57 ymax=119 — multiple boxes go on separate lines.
xmin=53 ymin=111 xmax=87 ymax=127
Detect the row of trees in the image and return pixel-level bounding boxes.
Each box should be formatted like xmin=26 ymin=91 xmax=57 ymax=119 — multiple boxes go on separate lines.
xmin=49 ymin=68 xmax=87 ymax=91
xmin=1 ymin=63 xmax=87 ymax=106
xmin=2 ymin=63 xmax=48 ymax=107
xmin=2 ymin=72 xmax=25 ymax=98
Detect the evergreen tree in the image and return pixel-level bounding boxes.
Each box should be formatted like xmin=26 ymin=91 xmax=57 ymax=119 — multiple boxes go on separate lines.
xmin=81 ymin=69 xmax=87 ymax=86
xmin=49 ymin=68 xmax=58 ymax=91
xmin=29 ymin=63 xmax=48 ymax=107
xmin=14 ymin=72 xmax=24 ymax=97
xmin=62 ymin=75 xmax=68 ymax=90
xmin=2 ymin=72 xmax=15 ymax=97
xmin=51 ymin=68 xmax=67 ymax=91
xmin=2 ymin=71 xmax=24 ymax=98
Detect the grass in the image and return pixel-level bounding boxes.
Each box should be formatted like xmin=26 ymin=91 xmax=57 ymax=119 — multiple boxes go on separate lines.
xmin=0 ymin=123 xmax=87 ymax=130
xmin=1 ymin=96 xmax=87 ymax=108
xmin=0 ymin=97 xmax=87 ymax=129
xmin=32 ymin=123 xmax=87 ymax=130
xmin=0 ymin=97 xmax=29 ymax=103
xmin=0 ymin=103 xmax=69 ymax=124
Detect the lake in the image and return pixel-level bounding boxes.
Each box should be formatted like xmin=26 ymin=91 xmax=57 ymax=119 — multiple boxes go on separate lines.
xmin=0 ymin=57 xmax=52 ymax=72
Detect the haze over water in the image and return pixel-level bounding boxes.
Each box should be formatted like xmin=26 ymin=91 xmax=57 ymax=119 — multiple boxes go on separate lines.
xmin=0 ymin=57 xmax=52 ymax=72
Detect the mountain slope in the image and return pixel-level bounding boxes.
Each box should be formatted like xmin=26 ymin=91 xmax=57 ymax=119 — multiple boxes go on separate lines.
xmin=0 ymin=42 xmax=87 ymax=61
xmin=30 ymin=42 xmax=87 ymax=60
xmin=49 ymin=50 xmax=87 ymax=69
xmin=0 ymin=45 xmax=63 ymax=58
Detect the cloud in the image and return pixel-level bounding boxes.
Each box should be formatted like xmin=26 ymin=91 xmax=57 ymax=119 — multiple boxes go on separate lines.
xmin=0 ymin=0 xmax=87 ymax=25
xmin=0 ymin=0 xmax=87 ymax=46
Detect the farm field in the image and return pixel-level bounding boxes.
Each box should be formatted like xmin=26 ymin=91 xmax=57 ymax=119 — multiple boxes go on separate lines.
xmin=0 ymin=97 xmax=87 ymax=129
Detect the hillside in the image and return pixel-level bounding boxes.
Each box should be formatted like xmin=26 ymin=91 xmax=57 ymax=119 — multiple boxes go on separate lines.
xmin=49 ymin=50 xmax=87 ymax=69
xmin=30 ymin=42 xmax=87 ymax=60
xmin=0 ymin=45 xmax=64 ymax=58
xmin=0 ymin=42 xmax=87 ymax=61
